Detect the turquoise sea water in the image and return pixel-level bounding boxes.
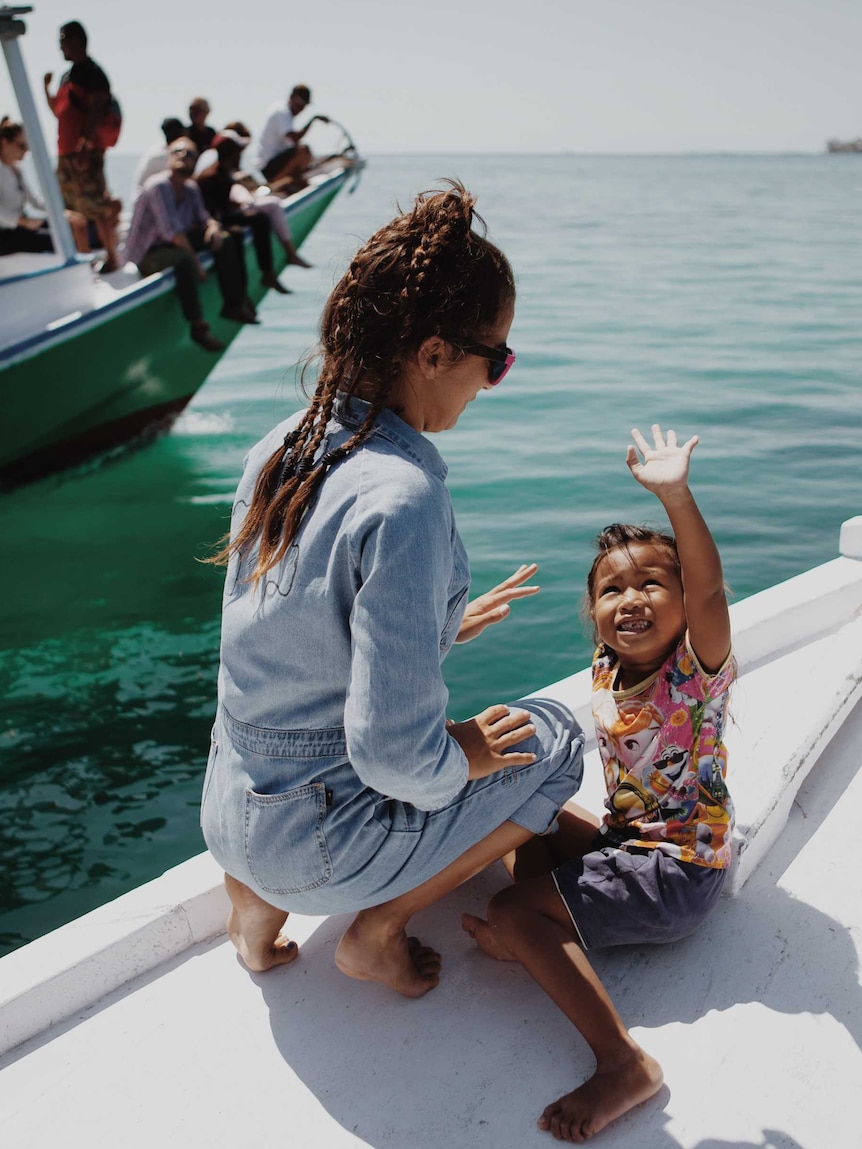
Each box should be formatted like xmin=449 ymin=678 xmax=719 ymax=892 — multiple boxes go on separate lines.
xmin=1 ymin=154 xmax=860 ymax=956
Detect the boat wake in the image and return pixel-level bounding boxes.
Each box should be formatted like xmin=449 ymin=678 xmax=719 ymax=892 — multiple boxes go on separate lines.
xmin=172 ymin=409 xmax=235 ymax=437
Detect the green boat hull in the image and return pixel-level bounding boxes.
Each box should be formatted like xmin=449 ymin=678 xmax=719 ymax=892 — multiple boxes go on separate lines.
xmin=0 ymin=171 xmax=348 ymax=486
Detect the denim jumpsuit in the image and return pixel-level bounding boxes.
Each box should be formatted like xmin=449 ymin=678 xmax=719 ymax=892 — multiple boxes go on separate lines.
xmin=200 ymin=394 xmax=584 ymax=914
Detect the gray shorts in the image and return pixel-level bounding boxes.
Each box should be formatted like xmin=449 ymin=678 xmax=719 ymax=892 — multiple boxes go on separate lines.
xmin=552 ymin=842 xmax=728 ymax=951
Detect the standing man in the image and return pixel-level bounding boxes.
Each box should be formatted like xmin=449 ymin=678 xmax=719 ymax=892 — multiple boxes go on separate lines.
xmin=123 ymin=138 xmax=258 ymax=351
xmin=43 ymin=20 xmax=120 ymax=272
xmin=254 ymin=84 xmax=329 ymax=189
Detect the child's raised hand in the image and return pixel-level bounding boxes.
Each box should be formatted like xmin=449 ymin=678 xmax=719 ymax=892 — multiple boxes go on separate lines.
xmin=626 ymin=424 xmax=699 ymax=496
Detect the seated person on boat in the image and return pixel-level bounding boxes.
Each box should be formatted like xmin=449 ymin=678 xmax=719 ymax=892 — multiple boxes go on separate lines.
xmin=123 ymin=137 xmax=258 ymax=352
xmin=195 ymin=134 xmax=283 ymax=294
xmin=253 ymin=84 xmax=329 ymax=192
xmin=0 ymin=116 xmax=87 ymax=256
xmin=132 ymin=117 xmax=186 ymax=203
xmin=197 ymin=123 xmax=311 ymax=273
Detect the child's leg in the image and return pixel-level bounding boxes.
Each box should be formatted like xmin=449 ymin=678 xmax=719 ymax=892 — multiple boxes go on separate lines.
xmin=465 ymin=876 xmax=662 ymax=1142
xmin=504 ymin=802 xmax=601 ymax=881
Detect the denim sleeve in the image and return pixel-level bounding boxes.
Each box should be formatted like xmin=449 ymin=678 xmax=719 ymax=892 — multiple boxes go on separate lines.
xmin=344 ymin=466 xmax=469 ymax=811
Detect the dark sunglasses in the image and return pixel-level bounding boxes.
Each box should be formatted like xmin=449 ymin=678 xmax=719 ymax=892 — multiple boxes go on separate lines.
xmin=170 ymin=146 xmax=197 ymax=159
xmin=456 ymin=341 xmax=516 ymax=386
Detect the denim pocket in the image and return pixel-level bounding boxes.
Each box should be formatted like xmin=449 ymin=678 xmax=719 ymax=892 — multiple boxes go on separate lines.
xmin=244 ymin=781 xmax=333 ymax=895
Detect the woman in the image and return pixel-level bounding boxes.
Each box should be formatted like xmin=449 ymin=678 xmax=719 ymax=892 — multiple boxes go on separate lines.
xmin=0 ymin=116 xmax=89 ymax=256
xmin=201 ymin=182 xmax=584 ymax=998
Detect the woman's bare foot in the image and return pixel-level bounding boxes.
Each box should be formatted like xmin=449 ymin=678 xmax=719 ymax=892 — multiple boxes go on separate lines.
xmin=286 ymin=250 xmax=312 ymax=268
xmin=224 ymin=873 xmax=299 ymax=972
xmin=335 ymin=912 xmax=442 ymax=998
xmin=461 ymin=912 xmax=516 ymax=961
xmin=538 ymin=1047 xmax=663 ymax=1142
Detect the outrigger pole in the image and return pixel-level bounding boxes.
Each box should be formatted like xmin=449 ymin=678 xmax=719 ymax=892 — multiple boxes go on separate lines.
xmin=1 ymin=5 xmax=77 ymax=264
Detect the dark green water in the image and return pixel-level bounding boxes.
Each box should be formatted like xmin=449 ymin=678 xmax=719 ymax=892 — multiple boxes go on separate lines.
xmin=1 ymin=154 xmax=860 ymax=955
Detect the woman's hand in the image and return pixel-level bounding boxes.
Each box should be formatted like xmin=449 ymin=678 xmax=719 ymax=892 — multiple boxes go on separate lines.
xmin=626 ymin=425 xmax=699 ymax=497
xmin=456 ymin=563 xmax=539 ymax=643
xmin=448 ymin=704 xmax=537 ymax=779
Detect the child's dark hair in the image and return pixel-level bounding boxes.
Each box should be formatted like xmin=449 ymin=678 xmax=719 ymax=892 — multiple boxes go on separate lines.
xmin=208 ymin=180 xmax=514 ymax=586
xmin=584 ymin=523 xmax=680 ymax=637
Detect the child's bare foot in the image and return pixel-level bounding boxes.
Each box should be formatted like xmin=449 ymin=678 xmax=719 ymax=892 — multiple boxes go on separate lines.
xmin=538 ymin=1047 xmax=663 ymax=1142
xmin=461 ymin=912 xmax=516 ymax=961
xmin=335 ymin=913 xmax=441 ymax=998
xmin=224 ymin=874 xmax=298 ymax=972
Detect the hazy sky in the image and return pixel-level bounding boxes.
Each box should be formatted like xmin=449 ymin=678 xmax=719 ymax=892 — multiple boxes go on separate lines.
xmin=1 ymin=0 xmax=860 ymax=155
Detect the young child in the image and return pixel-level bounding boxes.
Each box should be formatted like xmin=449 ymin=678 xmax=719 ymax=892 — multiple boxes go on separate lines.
xmin=463 ymin=424 xmax=735 ymax=1143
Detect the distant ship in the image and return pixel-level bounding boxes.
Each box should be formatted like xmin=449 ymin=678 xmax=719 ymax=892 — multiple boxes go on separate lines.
xmin=826 ymin=137 xmax=862 ymax=153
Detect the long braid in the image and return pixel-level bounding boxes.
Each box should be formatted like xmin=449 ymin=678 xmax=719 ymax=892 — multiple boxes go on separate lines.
xmin=207 ymin=180 xmax=514 ymax=587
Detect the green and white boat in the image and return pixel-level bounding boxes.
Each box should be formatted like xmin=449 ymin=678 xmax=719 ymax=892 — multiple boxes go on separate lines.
xmin=0 ymin=5 xmax=360 ymax=487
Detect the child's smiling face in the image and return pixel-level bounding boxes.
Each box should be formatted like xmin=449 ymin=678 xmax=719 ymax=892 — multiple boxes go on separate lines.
xmin=592 ymin=542 xmax=686 ymax=681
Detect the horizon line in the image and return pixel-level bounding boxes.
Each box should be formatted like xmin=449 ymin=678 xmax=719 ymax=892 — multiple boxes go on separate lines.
xmin=107 ymin=149 xmax=841 ymax=160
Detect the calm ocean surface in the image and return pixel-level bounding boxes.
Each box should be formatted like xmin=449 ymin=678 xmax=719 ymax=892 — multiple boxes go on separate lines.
xmin=1 ymin=153 xmax=860 ymax=955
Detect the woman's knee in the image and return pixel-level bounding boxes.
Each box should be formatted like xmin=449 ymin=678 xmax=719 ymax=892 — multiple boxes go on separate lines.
xmin=516 ymin=697 xmax=583 ymax=762
xmin=512 ymin=698 xmax=585 ymax=804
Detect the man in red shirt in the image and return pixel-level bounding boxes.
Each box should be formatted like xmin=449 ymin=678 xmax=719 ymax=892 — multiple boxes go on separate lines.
xmin=44 ymin=20 xmax=120 ymax=272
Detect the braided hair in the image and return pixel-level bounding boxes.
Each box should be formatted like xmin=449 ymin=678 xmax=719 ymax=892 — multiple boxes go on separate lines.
xmin=212 ymin=180 xmax=515 ymax=586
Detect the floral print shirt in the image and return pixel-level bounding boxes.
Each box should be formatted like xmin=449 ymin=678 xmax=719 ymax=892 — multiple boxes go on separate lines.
xmin=591 ymin=634 xmax=735 ymax=868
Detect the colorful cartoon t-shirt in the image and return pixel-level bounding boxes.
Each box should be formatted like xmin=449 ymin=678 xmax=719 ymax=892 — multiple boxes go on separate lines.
xmin=591 ymin=634 xmax=736 ymax=869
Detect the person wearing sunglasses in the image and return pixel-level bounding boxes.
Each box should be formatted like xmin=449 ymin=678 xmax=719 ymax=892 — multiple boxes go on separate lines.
xmin=201 ymin=181 xmax=584 ymax=1006
xmin=449 ymin=339 xmax=516 ymax=386
xmin=123 ymin=137 xmax=258 ymax=351
xmin=0 ymin=116 xmax=89 ymax=255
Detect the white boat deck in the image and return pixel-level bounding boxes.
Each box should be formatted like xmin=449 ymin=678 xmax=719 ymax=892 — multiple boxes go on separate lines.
xmin=1 ymin=521 xmax=861 ymax=1148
